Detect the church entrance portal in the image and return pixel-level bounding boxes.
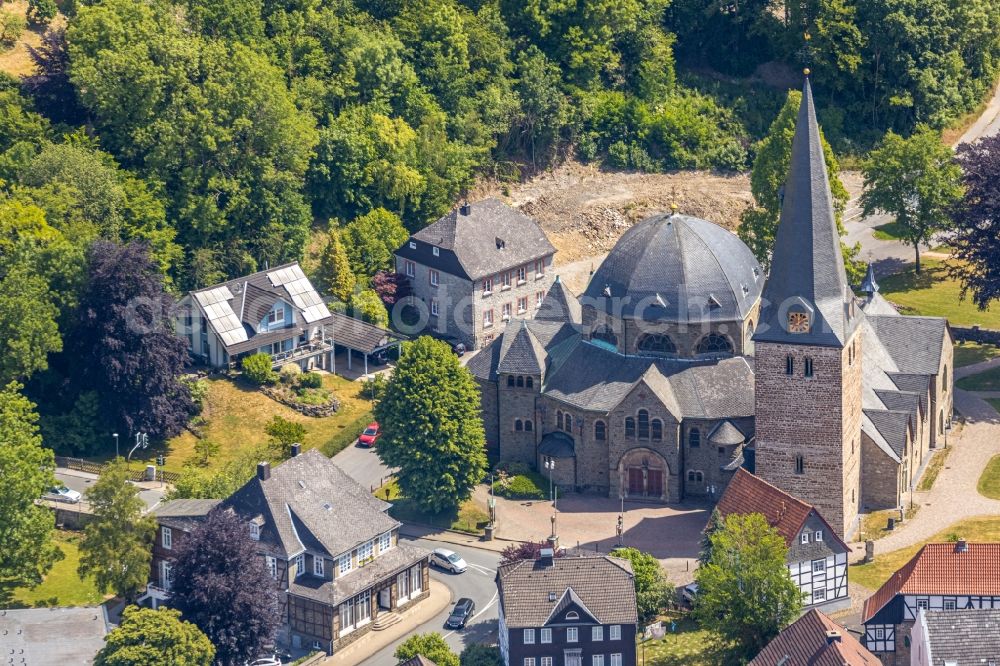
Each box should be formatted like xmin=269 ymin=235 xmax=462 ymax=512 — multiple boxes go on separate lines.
xmin=620 ymin=449 xmax=668 ymax=500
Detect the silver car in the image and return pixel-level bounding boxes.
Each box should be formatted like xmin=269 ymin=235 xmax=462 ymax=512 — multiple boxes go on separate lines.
xmin=45 ymin=485 xmax=82 ymax=504
xmin=431 ymin=548 xmax=467 ymax=573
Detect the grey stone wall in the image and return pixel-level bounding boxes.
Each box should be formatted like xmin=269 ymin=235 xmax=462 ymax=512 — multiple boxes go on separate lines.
xmin=606 ymin=382 xmax=682 ymax=502
xmin=478 ymin=377 xmax=500 ymax=459
xmin=861 ymin=433 xmax=902 ymax=511
xmin=498 ymin=374 xmax=540 ymax=466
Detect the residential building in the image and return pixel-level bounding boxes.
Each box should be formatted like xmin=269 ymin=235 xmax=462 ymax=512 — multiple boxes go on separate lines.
xmin=176 ymin=261 xmax=403 ymax=372
xmin=749 ymin=609 xmax=880 ymax=665
xmin=143 ymin=449 xmax=430 ymax=655
xmin=146 ymin=498 xmax=222 ymax=606
xmin=862 ymin=541 xmax=1000 ymax=665
xmin=911 ymin=608 xmax=1000 ymax=666
xmin=715 ymin=469 xmax=850 ymax=611
xmin=468 ymin=76 xmax=953 ymax=540
xmin=393 ymin=198 xmax=556 ymax=350
xmin=0 ymin=607 xmax=109 ymax=666
xmin=496 ymin=551 xmax=638 ymax=666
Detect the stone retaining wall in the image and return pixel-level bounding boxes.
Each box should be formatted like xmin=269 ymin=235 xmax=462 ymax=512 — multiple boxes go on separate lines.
xmin=260 ymin=385 xmax=340 ymax=417
xmin=953 ymin=326 xmax=1000 ymax=345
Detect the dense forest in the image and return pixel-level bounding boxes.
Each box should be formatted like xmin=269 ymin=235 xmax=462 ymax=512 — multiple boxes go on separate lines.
xmin=2 ymin=0 xmax=1000 ymax=450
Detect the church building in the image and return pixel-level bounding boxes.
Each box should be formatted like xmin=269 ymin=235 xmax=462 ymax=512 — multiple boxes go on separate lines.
xmin=468 ymin=77 xmax=953 ymax=539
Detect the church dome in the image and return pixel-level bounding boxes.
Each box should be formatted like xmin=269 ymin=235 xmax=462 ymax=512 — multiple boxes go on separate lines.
xmin=583 ymin=213 xmax=763 ymax=323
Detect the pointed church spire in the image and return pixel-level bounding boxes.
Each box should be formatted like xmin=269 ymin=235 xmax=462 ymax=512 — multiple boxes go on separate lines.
xmin=753 ymin=74 xmax=858 ymax=348
xmin=860 ymin=262 xmax=879 ymax=298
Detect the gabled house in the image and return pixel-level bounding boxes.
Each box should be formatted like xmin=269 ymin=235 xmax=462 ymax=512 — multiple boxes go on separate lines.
xmin=748 ymin=609 xmax=880 ymax=665
xmin=496 ymin=551 xmax=638 ymax=666
xmin=393 ymin=198 xmax=556 ymax=351
xmin=715 ymin=469 xmax=851 ymax=611
xmin=144 ymin=449 xmax=430 ymax=655
xmin=862 ymin=541 xmax=1000 ymax=665
xmin=176 ymin=262 xmax=403 ymax=372
xmin=911 ymin=608 xmax=1000 ymax=666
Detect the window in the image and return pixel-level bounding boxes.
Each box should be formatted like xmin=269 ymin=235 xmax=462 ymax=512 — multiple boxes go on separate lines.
xmin=637 ymin=410 xmax=650 ymax=439
xmin=410 ymin=564 xmax=422 ymax=593
xmin=379 ymin=532 xmax=392 ymax=552
xmin=795 ymin=455 xmax=805 ymax=475
xmin=786 ymin=355 xmax=794 ymax=375
xmin=339 ymin=554 xmax=352 ymax=575
xmin=875 ymin=628 xmax=885 ymax=640
xmin=503 ymin=302 xmax=512 ymax=319
xmin=812 ymin=559 xmax=826 ymax=573
xmin=637 ymin=333 xmax=677 ymax=355
xmin=501 ymin=271 xmax=512 ymax=288
xmin=430 ymin=269 xmax=439 ymax=286
xmin=508 ymin=375 xmax=516 ymax=387
xmin=541 ymin=658 xmax=553 ymax=666
xmin=160 ymin=561 xmax=173 ymax=591
xmin=592 ymin=626 xmax=604 ymax=641
xmin=536 ymin=291 xmax=545 ymax=307
xmin=515 ymin=419 xmax=523 ymax=431
xmin=518 ymin=296 xmax=528 ymax=313
xmin=917 ymin=599 xmax=929 ymax=610
xmin=524 ymin=628 xmax=535 ymax=644
xmin=541 ymin=628 xmax=552 ymax=643
xmin=431 ymin=299 xmax=439 ymax=317
xmin=686 ymin=470 xmax=703 ymax=483
xmin=484 ymin=309 xmax=494 ymax=327
xmin=517 ymin=266 xmax=527 ymax=283
xmin=592 ymin=656 xmax=604 ymax=666
xmin=314 ymin=556 xmax=325 ymax=577
xmin=535 ymin=259 xmax=545 ymax=276
xmin=483 ymin=277 xmax=493 ymax=294
xmin=409 ymin=241 xmax=416 ymax=249
xmin=567 ymin=627 xmax=578 ymax=643
xmin=432 ymin=246 xmax=440 ymax=256
xmin=610 ymin=625 xmax=621 ymax=641
xmin=517 ymin=376 xmax=524 ymax=387
xmin=610 ymin=655 xmax=622 ymax=666
xmin=564 ymin=413 xmax=573 ymax=432
xmin=801 ymin=533 xmax=810 ymax=545
xmin=358 ymin=541 xmax=374 ymax=563
xmin=266 ymin=307 xmax=282 ymax=326
xmin=696 ymin=333 xmax=733 ymax=355
xmin=944 ymin=599 xmax=957 ymax=611
xmin=557 ymin=411 xmax=564 ymax=430
xmin=625 ymin=417 xmax=636 ymax=438
xmin=405 ymin=260 xmax=415 ymax=277
xmin=265 ymin=556 xmax=277 ymax=580
xmin=526 ymin=377 xmax=534 ymax=388
xmin=815 ymin=530 xmax=823 ymax=542
xmin=524 ymin=660 xmax=535 ymax=666
xmin=162 ymin=526 xmax=172 ymax=550
xmin=804 ymin=357 xmax=814 ymax=377
xmin=525 ymin=420 xmax=533 ymax=432
xmin=294 ymin=554 xmax=305 ymax=576
xmin=249 ymin=522 xmax=260 ymax=541
xmin=594 ymin=420 xmax=607 ymax=441
xmin=689 ymin=428 xmax=701 ymax=448
xmin=813 ymin=588 xmax=826 ymax=602
xmin=651 ymin=419 xmax=663 ymax=441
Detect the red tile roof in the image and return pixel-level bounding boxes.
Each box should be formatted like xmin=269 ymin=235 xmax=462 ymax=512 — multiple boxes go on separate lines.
xmin=863 ymin=543 xmax=1000 ymax=622
xmin=749 ymin=609 xmax=880 ymax=666
xmin=715 ymin=469 xmax=846 ymax=551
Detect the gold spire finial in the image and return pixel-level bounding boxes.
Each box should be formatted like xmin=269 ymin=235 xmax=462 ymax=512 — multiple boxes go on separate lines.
xmin=804 ymin=67 xmax=811 ymax=77
xmin=670 ymin=202 xmax=679 ymax=215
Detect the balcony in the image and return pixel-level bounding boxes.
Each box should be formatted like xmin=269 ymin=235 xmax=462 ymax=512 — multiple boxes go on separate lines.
xmin=271 ymin=338 xmax=333 ymax=367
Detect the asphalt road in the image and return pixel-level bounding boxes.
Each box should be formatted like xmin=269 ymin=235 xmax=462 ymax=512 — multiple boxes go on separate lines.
xmin=331 ymin=441 xmax=395 ymax=493
xmin=54 ymin=469 xmax=167 ymax=513
xmin=361 ymin=537 xmax=501 ymax=666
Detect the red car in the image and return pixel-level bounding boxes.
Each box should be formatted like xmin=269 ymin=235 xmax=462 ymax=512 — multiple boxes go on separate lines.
xmin=358 ymin=422 xmax=380 ymax=447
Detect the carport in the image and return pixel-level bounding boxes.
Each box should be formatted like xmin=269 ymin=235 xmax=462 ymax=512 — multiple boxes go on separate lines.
xmin=330 ymin=311 xmax=406 ymax=377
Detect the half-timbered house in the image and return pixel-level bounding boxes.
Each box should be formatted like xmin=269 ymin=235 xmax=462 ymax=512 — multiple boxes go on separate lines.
xmin=749 ymin=609 xmax=880 ymax=665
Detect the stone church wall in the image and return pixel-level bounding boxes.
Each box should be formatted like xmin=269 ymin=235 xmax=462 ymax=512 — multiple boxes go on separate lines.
xmin=861 ymin=432 xmax=902 ymax=511
xmin=497 ymin=375 xmax=539 ymax=466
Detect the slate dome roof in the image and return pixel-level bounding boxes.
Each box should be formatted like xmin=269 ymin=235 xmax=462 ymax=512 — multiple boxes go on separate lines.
xmin=583 ymin=213 xmax=763 ymax=323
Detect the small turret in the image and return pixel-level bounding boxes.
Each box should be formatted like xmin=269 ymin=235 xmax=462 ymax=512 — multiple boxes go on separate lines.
xmin=860 ymin=262 xmax=879 ymax=300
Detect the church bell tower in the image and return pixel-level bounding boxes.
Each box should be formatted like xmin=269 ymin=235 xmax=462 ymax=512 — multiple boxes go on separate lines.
xmin=752 ymin=74 xmax=863 ymax=540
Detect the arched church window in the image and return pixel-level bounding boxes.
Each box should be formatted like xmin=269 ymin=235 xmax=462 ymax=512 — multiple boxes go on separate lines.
xmin=689 ymin=428 xmax=700 ymax=448
xmin=514 ymin=419 xmax=523 ymax=431
xmin=564 ymin=413 xmax=573 ymax=432
xmin=516 ymin=376 xmax=524 ymax=387
xmin=507 ymin=375 xmax=515 ymax=387
xmin=687 ymin=470 xmax=696 ymax=482
xmin=804 ymin=358 xmax=814 ymax=377
xmin=637 ymin=410 xmax=650 ymax=439
xmin=557 ymin=411 xmax=563 ymax=430
xmin=592 ymin=324 xmax=618 ymax=347
xmin=786 ymin=355 xmax=794 ymax=375
xmin=637 ymin=333 xmax=677 ymax=355
xmin=625 ymin=417 xmax=636 ymax=438
xmin=526 ymin=376 xmax=534 ymax=389
xmin=696 ymin=333 xmax=733 ymax=356
xmin=795 ymin=454 xmax=805 ymax=475
xmin=525 ymin=419 xmax=533 ymax=432
xmin=651 ymin=419 xmax=663 ymax=441
xmin=594 ymin=420 xmax=606 ymax=441
xmin=943 ymin=365 xmax=948 ymax=391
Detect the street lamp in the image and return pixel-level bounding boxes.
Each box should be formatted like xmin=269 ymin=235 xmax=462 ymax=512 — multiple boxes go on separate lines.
xmin=544 ymin=457 xmax=556 ymax=506
xmin=113 ymin=433 xmax=119 ymax=458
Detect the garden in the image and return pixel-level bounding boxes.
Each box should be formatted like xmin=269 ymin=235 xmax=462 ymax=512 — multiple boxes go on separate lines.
xmin=491 ymin=463 xmax=549 ymax=500
xmin=1 ymin=531 xmax=105 ymax=609
xmin=878 ymin=259 xmax=1000 ymax=329
xmin=374 ymin=480 xmax=490 ymax=536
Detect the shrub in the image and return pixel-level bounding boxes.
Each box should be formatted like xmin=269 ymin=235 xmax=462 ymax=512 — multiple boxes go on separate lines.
xmin=242 ymin=353 xmax=277 ymax=385
xmin=27 ymin=0 xmax=58 ymax=26
xmin=185 ymin=378 xmax=210 ymax=412
xmin=0 ymin=11 xmax=25 ymax=48
xmin=298 ymin=372 xmax=322 ymax=389
xmin=279 ymin=363 xmax=302 ymax=383
xmin=492 ymin=469 xmax=546 ymax=500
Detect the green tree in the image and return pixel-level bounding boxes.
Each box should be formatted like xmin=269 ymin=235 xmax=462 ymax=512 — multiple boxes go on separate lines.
xmin=375 ymin=336 xmax=488 ymax=513
xmin=610 ymin=547 xmax=673 ymax=623
xmin=341 ymin=208 xmax=410 ymax=281
xmin=95 ymin=606 xmax=215 ymax=666
xmin=0 ymin=264 xmax=62 ymax=385
xmin=78 ymin=459 xmax=157 ymax=600
xmin=694 ymin=513 xmax=801 ymax=661
xmin=316 ymin=230 xmax=356 ymax=303
xmin=460 ymin=644 xmax=502 ymax=666
xmin=395 ymin=632 xmax=459 ymax=666
xmin=26 ymin=0 xmax=58 ymax=26
xmin=861 ymin=124 xmax=964 ymax=273
xmin=738 ymin=90 xmax=862 ymax=280
xmin=265 ymin=415 xmax=306 ymax=455
xmin=241 ymin=353 xmax=277 ymax=385
xmin=192 ymin=439 xmax=221 ymax=467
xmin=0 ymin=382 xmax=59 ymax=587
xmin=351 ymin=289 xmax=390 ymax=327
xmin=698 ymin=507 xmax=723 ymax=566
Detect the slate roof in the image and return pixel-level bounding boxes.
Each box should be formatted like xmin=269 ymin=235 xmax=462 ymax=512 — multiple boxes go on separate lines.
xmin=863 ymin=543 xmax=1000 ymax=622
xmin=709 ymin=420 xmax=746 ymax=445
xmin=151 ymin=499 xmax=222 ymax=531
xmin=862 ymin=409 xmax=911 ymax=458
xmin=749 ymin=609 xmax=881 ymax=666
xmin=221 ymin=449 xmax=397 ymax=559
xmin=867 ymin=315 xmax=948 ymax=375
xmin=583 ymin=212 xmax=763 ymax=323
xmin=860 ymin=262 xmax=879 ymax=296
xmin=539 ymin=431 xmax=576 ymax=459
xmin=497 ymin=319 xmax=547 ymax=375
xmin=755 ymin=77 xmax=860 ymax=348
xmin=536 ymin=276 xmax=582 ymax=323
xmin=288 ymin=542 xmax=428 ymax=607
xmin=715 ymin=469 xmax=848 ymax=552
xmin=919 ymin=608 xmax=1000 ymax=665
xmin=860 ymin=292 xmax=899 ymax=316
xmin=496 ymin=555 xmax=637 ymax=628
xmin=394 ymin=198 xmax=555 ymax=281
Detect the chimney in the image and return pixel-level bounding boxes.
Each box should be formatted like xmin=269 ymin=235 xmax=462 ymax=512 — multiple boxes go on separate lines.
xmin=824 ymin=629 xmax=842 ymax=644
xmin=257 ymin=462 xmax=271 ymax=481
xmin=539 ymin=547 xmax=554 ymax=566
xmin=956 ymin=539 xmax=969 ymax=553
xmin=459 ymin=202 xmax=471 ymax=216
xmin=290 ymin=443 xmax=301 ymax=457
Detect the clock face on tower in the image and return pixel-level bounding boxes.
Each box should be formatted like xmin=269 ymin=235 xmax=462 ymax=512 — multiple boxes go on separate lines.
xmin=788 ymin=311 xmax=810 ymax=333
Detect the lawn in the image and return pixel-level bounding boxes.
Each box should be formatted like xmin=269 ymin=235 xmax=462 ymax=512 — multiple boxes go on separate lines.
xmin=956 ymin=366 xmax=1000 ymax=392
xmin=917 ymin=446 xmax=951 ymax=491
xmin=954 ymin=341 xmax=1000 ymax=368
xmin=988 ymin=399 xmax=1000 ymax=414
xmin=872 ymin=221 xmax=908 ymax=241
xmin=642 ymin=615 xmax=725 ymax=666
xmin=977 ymin=455 xmax=1000 ymax=500
xmin=879 ymin=259 xmax=1000 ymax=329
xmin=3 ymin=532 xmax=105 ymax=609
xmin=148 ymin=374 xmax=374 ymax=473
xmin=859 ymin=505 xmax=919 ymax=542
xmin=375 ymin=481 xmax=490 ymax=536
xmin=850 ymin=516 xmax=1000 ymax=591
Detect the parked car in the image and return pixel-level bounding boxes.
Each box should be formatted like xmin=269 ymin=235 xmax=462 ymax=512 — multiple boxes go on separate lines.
xmin=45 ymin=485 xmax=82 ymax=504
xmin=446 ymin=597 xmax=476 ymax=629
xmin=680 ymin=582 xmax=699 ymax=607
xmin=430 ymin=548 xmax=467 ymax=573
xmin=246 ymin=658 xmax=281 ymax=666
xmin=358 ymin=422 xmax=380 ymax=447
